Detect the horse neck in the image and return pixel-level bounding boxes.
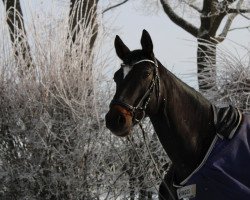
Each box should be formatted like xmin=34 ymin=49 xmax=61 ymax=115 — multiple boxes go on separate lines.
xmin=149 ymin=62 xmax=216 ymax=182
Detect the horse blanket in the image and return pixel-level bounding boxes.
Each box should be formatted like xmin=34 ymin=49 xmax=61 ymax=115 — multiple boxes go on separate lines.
xmin=174 ymin=106 xmax=250 ymax=200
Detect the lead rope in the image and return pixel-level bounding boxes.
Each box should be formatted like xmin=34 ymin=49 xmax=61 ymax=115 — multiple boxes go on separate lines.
xmin=127 ymin=136 xmax=163 ymax=198
xmin=139 ymin=122 xmax=177 ymax=200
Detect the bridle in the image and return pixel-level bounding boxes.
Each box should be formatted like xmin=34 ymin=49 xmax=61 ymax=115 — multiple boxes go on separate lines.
xmin=110 ymin=59 xmax=160 ymax=122
xmin=110 ymin=59 xmax=176 ymax=200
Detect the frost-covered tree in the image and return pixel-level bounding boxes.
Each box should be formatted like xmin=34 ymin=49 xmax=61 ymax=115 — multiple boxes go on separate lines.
xmin=108 ymin=0 xmax=250 ymax=92
xmin=0 ymin=1 xmax=167 ymax=199
xmin=2 ymin=0 xmax=33 ymax=71
xmin=159 ymin=0 xmax=250 ymax=91
xmin=0 ymin=1 xmax=103 ymax=199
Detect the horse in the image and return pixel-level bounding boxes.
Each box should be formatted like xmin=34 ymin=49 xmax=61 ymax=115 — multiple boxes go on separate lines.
xmin=105 ymin=29 xmax=250 ymax=200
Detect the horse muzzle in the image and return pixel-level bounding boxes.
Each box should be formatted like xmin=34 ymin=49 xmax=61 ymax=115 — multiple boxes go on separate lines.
xmin=105 ymin=105 xmax=133 ymax=137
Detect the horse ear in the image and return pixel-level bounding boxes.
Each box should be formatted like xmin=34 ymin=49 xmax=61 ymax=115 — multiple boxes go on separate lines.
xmin=141 ymin=29 xmax=153 ymax=56
xmin=114 ymin=35 xmax=130 ymax=61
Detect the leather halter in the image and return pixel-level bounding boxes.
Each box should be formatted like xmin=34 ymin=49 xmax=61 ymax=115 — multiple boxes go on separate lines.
xmin=110 ymin=59 xmax=160 ymax=122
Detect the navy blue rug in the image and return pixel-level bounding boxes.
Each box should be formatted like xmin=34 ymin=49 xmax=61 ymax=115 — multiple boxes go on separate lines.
xmin=175 ymin=111 xmax=250 ymax=200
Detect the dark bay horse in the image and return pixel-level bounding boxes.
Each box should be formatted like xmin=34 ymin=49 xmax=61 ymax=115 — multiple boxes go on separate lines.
xmin=105 ymin=30 xmax=250 ymax=200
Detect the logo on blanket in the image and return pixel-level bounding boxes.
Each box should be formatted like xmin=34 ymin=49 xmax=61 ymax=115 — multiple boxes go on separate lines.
xmin=177 ymin=184 xmax=196 ymax=199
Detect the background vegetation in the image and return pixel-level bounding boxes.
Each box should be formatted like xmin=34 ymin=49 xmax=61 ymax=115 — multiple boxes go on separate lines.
xmin=0 ymin=0 xmax=249 ymax=199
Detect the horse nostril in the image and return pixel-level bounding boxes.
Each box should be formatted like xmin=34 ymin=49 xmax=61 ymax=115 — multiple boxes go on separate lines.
xmin=105 ymin=111 xmax=127 ymax=131
xmin=105 ymin=106 xmax=133 ymax=135
xmin=117 ymin=114 xmax=126 ymax=126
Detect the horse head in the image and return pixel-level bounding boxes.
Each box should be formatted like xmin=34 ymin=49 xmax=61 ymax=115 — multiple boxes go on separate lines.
xmin=105 ymin=30 xmax=162 ymax=137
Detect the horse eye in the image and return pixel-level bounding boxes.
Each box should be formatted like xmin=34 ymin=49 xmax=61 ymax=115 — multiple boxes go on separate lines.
xmin=142 ymin=71 xmax=151 ymax=79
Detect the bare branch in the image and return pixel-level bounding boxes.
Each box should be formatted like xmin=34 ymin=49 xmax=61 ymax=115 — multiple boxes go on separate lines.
xmin=102 ymin=0 xmax=129 ymax=14
xmin=228 ymin=8 xmax=250 ymax=13
xmin=183 ymin=0 xmax=202 ymax=13
xmin=227 ymin=5 xmax=250 ymax=20
xmin=2 ymin=0 xmax=34 ymax=71
xmin=159 ymin=0 xmax=199 ymax=37
xmin=215 ymin=14 xmax=238 ymax=43
xmin=69 ymin=0 xmax=98 ymax=55
xmin=221 ymin=0 xmax=238 ymax=5
xmin=229 ymin=25 xmax=250 ymax=31
xmin=202 ymin=0 xmax=213 ymax=13
xmin=215 ymin=0 xmax=244 ymax=43
xmin=239 ymin=13 xmax=250 ymax=20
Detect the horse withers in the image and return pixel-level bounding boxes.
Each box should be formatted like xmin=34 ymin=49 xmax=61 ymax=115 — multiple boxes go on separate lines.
xmin=105 ymin=30 xmax=250 ymax=200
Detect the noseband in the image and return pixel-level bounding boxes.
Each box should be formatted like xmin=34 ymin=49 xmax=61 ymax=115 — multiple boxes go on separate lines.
xmin=110 ymin=59 xmax=160 ymax=122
